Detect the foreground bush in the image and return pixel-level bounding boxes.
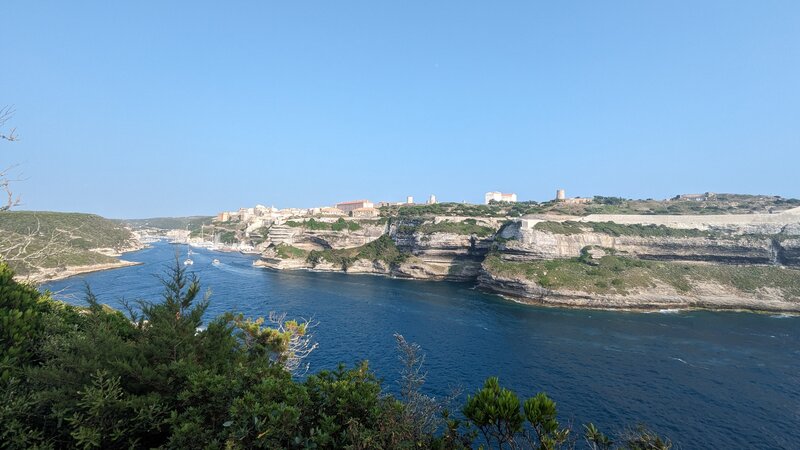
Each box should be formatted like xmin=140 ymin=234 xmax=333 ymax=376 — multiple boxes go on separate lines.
xmin=0 ymin=261 xmax=671 ymax=449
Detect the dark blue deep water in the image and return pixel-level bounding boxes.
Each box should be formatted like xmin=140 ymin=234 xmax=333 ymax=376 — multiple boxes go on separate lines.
xmin=43 ymin=242 xmax=800 ymax=448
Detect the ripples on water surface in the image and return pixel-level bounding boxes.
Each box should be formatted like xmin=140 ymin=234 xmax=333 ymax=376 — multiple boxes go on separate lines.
xmin=43 ymin=242 xmax=800 ymax=448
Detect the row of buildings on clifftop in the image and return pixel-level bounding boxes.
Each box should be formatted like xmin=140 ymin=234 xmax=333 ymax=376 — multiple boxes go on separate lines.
xmin=215 ymin=194 xmax=439 ymax=225
xmin=217 ymin=188 xmax=595 ymax=225
xmin=483 ymin=189 xmax=591 ymax=205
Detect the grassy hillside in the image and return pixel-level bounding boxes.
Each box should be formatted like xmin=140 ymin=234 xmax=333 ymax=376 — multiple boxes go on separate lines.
xmin=274 ymin=243 xmax=308 ymax=259
xmin=0 ymin=211 xmax=137 ymax=275
xmin=122 ymin=216 xmax=214 ymax=231
xmin=483 ymin=254 xmax=800 ymax=299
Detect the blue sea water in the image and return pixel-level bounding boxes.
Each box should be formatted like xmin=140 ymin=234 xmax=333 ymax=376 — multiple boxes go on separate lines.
xmin=43 ymin=242 xmax=800 ymax=448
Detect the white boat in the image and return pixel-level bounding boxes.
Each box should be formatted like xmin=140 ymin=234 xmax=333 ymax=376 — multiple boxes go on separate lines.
xmin=212 ymin=258 xmax=220 ymax=265
xmin=184 ymin=243 xmax=194 ymax=266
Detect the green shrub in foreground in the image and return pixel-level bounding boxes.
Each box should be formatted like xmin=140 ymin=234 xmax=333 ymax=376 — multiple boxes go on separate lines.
xmin=0 ymin=260 xmax=671 ymax=449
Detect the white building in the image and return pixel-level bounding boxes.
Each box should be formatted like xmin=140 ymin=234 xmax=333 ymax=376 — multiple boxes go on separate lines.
xmin=484 ymin=191 xmax=517 ymax=204
xmin=406 ymin=196 xmax=414 ymax=204
xmin=428 ymin=194 xmax=437 ymax=204
xmin=336 ymin=200 xmax=374 ymax=213
xmin=254 ymin=204 xmax=279 ymax=216
xmin=239 ymin=207 xmax=256 ymax=221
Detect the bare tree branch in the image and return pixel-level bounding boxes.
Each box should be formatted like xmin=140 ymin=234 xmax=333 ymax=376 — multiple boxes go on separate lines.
xmin=0 ymin=105 xmax=19 ymax=142
xmin=394 ymin=333 xmax=462 ymax=439
xmin=267 ymin=311 xmax=319 ymax=374
xmin=1 ymin=105 xmax=22 ymax=211
xmin=0 ymin=106 xmax=72 ymax=281
xmin=230 ymin=312 xmax=320 ymax=375
xmin=0 ymin=165 xmax=22 ymax=211
xmin=0 ymin=216 xmax=73 ymax=278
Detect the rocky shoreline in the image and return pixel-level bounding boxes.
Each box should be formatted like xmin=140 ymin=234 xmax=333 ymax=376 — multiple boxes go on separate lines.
xmin=254 ymin=257 xmax=800 ymax=313
xmin=19 ymin=240 xmax=147 ymax=284
xmin=24 ymin=260 xmax=144 ymax=284
xmin=476 ymin=269 xmax=800 ymax=314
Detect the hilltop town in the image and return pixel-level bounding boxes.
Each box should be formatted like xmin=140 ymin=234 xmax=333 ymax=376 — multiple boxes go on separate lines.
xmin=159 ymin=191 xmax=529 ymax=252
xmin=179 ymin=190 xmax=799 ymax=253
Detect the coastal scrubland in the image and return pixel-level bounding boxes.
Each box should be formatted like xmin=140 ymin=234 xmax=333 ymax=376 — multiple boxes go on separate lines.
xmin=416 ymin=218 xmax=496 ymax=237
xmin=380 ymin=194 xmax=800 ymax=218
xmin=482 ymin=253 xmax=800 ymax=300
xmin=286 ymin=217 xmax=363 ymax=231
xmin=533 ymin=221 xmax=713 ymax=238
xmin=274 ymin=243 xmax=308 ymax=259
xmin=0 ymin=211 xmax=138 ymax=276
xmin=0 ymin=261 xmax=672 ymax=449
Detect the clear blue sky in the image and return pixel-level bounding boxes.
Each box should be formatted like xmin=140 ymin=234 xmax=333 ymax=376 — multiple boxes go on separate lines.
xmin=3 ymin=1 xmax=799 ymax=218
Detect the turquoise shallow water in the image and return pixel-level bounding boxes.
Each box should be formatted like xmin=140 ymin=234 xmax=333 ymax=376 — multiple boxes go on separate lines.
xmin=43 ymin=242 xmax=800 ymax=448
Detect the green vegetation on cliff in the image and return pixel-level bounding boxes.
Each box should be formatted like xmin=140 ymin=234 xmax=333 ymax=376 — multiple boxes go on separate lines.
xmin=275 ymin=244 xmax=308 ymax=259
xmin=585 ymin=194 xmax=800 ymax=216
xmin=483 ymin=253 xmax=800 ymax=299
xmin=534 ymin=221 xmax=712 ymax=238
xmin=533 ymin=221 xmax=586 ymax=235
xmin=586 ymin=222 xmax=711 ymax=238
xmin=306 ymin=235 xmax=408 ymax=270
xmin=418 ymin=219 xmax=496 ymax=237
xmin=1 ymin=211 xmax=133 ymax=247
xmin=353 ymin=234 xmax=407 ymax=264
xmin=0 ymin=211 xmax=136 ymax=275
xmin=286 ymin=218 xmax=362 ymax=231
xmin=218 ymin=230 xmax=237 ymax=244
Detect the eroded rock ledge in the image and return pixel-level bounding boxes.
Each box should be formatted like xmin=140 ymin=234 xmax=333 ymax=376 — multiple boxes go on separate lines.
xmin=254 ymin=214 xmax=800 ymax=312
xmin=476 ymin=260 xmax=800 ymax=313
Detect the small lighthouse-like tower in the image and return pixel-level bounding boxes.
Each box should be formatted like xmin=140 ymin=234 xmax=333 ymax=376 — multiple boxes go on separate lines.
xmin=556 ymin=189 xmax=566 ymax=201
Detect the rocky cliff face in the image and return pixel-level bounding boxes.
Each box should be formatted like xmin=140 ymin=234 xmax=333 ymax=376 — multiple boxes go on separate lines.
xmin=389 ymin=220 xmax=494 ymax=281
xmin=781 ymin=237 xmax=800 ymax=267
xmin=255 ymin=215 xmax=800 ymax=311
xmin=476 ymin=266 xmax=800 ymax=313
xmin=292 ymin=225 xmax=385 ymax=250
xmin=256 ymin=218 xmax=499 ymax=281
xmin=497 ymin=221 xmax=800 ymax=267
xmin=264 ymin=224 xmax=385 ymax=250
xmin=499 ymin=226 xmax=615 ymax=261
